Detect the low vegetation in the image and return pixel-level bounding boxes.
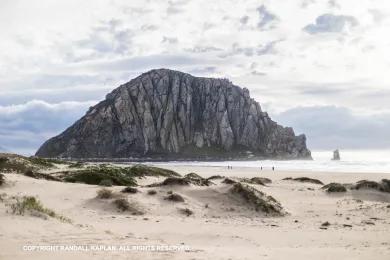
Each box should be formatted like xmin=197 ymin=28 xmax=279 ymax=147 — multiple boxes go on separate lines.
xmin=63 ymin=165 xmax=137 ymax=186
xmin=164 ymin=193 xmax=185 ymax=202
xmin=96 ymin=188 xmax=114 ymax=199
xmin=230 ymin=183 xmax=286 ymax=216
xmin=61 ymin=164 xmax=182 ymax=186
xmin=99 ymin=179 xmax=113 ymax=187
xmin=113 ymin=198 xmax=131 ymax=211
xmin=251 ymin=177 xmax=272 ymax=184
xmin=184 ymin=173 xmax=213 ymax=186
xmin=1 ymin=155 xmax=183 ymax=188
xmin=282 ymin=177 xmax=324 ymax=185
xmin=322 ymin=183 xmax=347 ymax=193
xmin=128 ymin=164 xmax=180 ymax=178
xmin=26 ymin=157 xmax=56 ymax=168
xmin=113 ymin=198 xmax=144 ymax=215
xmin=0 ymin=173 xmax=5 ymax=186
xmin=207 ymin=175 xmax=225 ymax=180
xmin=148 ymin=177 xmax=190 ymax=187
xmin=68 ymin=161 xmax=85 ymax=168
xmin=222 ymin=178 xmax=237 ymax=184
xmin=0 ymin=155 xmax=70 ymax=174
xmin=23 ymin=170 xmax=62 ymax=181
xmin=147 ymin=189 xmax=157 ymax=195
xmin=240 ymin=177 xmax=272 ymax=186
xmin=121 ymin=187 xmax=138 ymax=193
xmin=178 ymin=207 xmax=193 ymax=216
xmin=0 ymin=156 xmax=31 ymax=173
xmin=148 ymin=173 xmax=213 ymax=187
xmin=0 ymin=192 xmax=6 ymax=202
xmin=353 ymin=179 xmax=390 ymax=193
xmin=9 ymin=196 xmax=70 ymax=222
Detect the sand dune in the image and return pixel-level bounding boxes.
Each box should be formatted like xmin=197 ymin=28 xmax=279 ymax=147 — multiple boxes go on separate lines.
xmin=1 ymin=165 xmax=390 ymax=260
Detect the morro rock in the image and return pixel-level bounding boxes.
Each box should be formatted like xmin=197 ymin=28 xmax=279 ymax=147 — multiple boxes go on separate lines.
xmin=36 ymin=69 xmax=311 ymax=160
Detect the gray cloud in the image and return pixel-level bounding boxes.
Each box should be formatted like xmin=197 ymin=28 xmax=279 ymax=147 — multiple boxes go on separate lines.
xmin=67 ymin=19 xmax=133 ymax=62
xmin=257 ymin=40 xmax=280 ymax=55
xmin=167 ymin=6 xmax=182 ymax=15
xmin=328 ymin=0 xmax=340 ymax=9
xmin=0 ymin=73 xmax=118 ymax=105
xmin=0 ymin=54 xmax=213 ymax=106
xmin=303 ymin=14 xmax=358 ymax=34
xmin=184 ymin=46 xmax=222 ymax=53
xmin=368 ymin=9 xmax=386 ymax=23
xmin=123 ymin=7 xmax=152 ymax=15
xmin=257 ymin=5 xmax=278 ymax=29
xmin=188 ymin=66 xmax=217 ymax=75
xmin=220 ymin=40 xmax=279 ymax=58
xmin=273 ymin=106 xmax=390 ymax=149
xmin=91 ymin=54 xmax=205 ymax=72
xmin=231 ymin=43 xmax=255 ymax=56
xmin=301 ymin=0 xmax=316 ymax=8
xmin=140 ymin=24 xmax=158 ymax=31
xmin=240 ymin=16 xmax=249 ymax=25
xmin=162 ymin=36 xmax=178 ymax=44
xmin=298 ymin=84 xmax=348 ymax=96
xmin=0 ymin=100 xmax=94 ymax=155
xmin=166 ymin=0 xmax=187 ymax=15
xmin=251 ymin=71 xmax=267 ymax=76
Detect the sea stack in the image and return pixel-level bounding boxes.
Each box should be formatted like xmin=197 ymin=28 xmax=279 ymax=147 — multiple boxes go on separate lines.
xmin=36 ymin=69 xmax=311 ymax=160
xmin=332 ymin=149 xmax=341 ymax=160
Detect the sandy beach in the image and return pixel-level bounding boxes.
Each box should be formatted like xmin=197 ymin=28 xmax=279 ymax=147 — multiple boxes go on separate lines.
xmin=1 ymin=165 xmax=390 ymax=260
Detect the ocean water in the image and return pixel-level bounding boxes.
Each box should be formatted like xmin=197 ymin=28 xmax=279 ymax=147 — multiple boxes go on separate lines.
xmin=150 ymin=150 xmax=390 ymax=173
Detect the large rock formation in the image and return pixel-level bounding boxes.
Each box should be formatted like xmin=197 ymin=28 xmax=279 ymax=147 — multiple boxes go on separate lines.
xmin=36 ymin=69 xmax=311 ymax=160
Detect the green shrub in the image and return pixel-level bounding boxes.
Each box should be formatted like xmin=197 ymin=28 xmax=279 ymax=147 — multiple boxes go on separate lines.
xmin=0 ymin=157 xmax=30 ymax=173
xmin=68 ymin=162 xmax=84 ymax=168
xmin=322 ymin=183 xmax=347 ymax=193
xmin=0 ymin=156 xmax=59 ymax=173
xmin=63 ymin=165 xmax=137 ymax=186
xmin=60 ymin=164 xmax=180 ymax=186
xmin=23 ymin=170 xmax=62 ymax=181
xmin=99 ymin=179 xmax=113 ymax=187
xmin=207 ymin=175 xmax=224 ymax=180
xmin=183 ymin=173 xmax=212 ymax=186
xmin=128 ymin=164 xmax=180 ymax=177
xmin=27 ymin=157 xmax=55 ymax=168
xmin=282 ymin=177 xmax=323 ymax=185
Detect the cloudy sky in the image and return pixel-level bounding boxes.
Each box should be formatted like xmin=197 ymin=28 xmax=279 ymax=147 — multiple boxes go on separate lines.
xmin=0 ymin=0 xmax=389 ymax=154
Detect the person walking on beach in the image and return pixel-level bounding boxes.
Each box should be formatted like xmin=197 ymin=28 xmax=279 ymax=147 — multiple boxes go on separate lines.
xmin=272 ymin=166 xmax=274 ymax=171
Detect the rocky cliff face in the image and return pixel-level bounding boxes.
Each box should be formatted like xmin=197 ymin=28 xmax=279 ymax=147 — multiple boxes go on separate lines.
xmin=36 ymin=69 xmax=311 ymax=160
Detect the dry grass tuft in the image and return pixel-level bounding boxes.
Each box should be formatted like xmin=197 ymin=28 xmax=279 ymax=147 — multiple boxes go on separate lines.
xmin=96 ymin=188 xmax=114 ymax=199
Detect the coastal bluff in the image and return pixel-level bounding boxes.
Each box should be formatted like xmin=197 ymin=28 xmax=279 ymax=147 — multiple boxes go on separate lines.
xmin=36 ymin=69 xmax=311 ymax=160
